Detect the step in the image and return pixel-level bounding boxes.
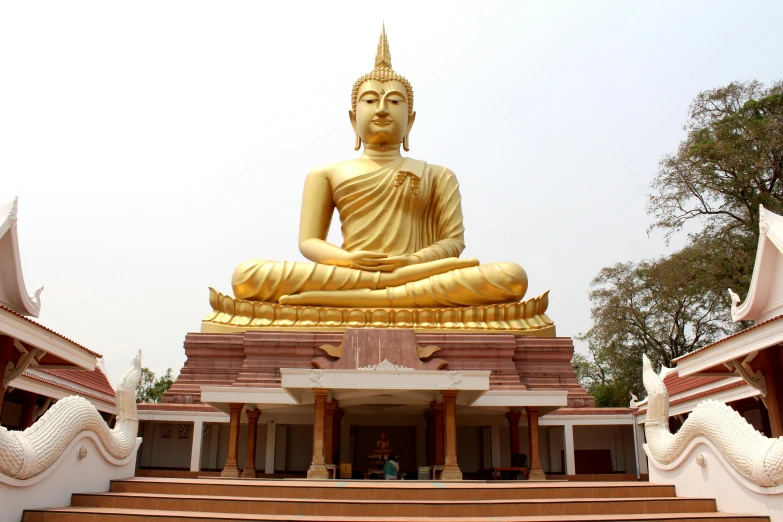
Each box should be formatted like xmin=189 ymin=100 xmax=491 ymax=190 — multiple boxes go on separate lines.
xmin=110 ymin=478 xmax=678 ymax=501
xmin=71 ymin=491 xmax=717 ymax=517
xmin=22 ymin=507 xmax=769 ymax=522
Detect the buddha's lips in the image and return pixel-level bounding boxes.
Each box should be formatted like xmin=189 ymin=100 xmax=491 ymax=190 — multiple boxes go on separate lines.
xmin=373 ymin=119 xmax=392 ymax=126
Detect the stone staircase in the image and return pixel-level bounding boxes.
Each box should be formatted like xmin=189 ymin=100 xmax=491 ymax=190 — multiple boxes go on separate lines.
xmin=22 ymin=478 xmax=768 ymax=521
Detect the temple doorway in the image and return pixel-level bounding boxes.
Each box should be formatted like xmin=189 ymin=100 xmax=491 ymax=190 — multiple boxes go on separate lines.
xmin=351 ymin=425 xmax=417 ymax=479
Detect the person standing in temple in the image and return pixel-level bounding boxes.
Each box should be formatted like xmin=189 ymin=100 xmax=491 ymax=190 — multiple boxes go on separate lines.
xmin=383 ymin=454 xmax=399 ymax=480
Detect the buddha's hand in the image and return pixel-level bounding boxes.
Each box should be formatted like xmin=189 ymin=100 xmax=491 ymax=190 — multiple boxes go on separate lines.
xmin=379 ymin=257 xmax=480 ymax=287
xmin=348 ymin=252 xmax=416 ymax=272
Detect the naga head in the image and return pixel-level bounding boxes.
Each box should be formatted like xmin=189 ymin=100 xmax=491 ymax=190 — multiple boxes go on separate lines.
xmin=118 ymin=350 xmax=142 ymax=394
xmin=643 ymin=353 xmax=670 ymax=427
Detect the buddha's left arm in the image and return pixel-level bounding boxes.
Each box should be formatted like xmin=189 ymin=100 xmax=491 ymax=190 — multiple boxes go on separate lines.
xmin=410 ymin=168 xmax=466 ymax=263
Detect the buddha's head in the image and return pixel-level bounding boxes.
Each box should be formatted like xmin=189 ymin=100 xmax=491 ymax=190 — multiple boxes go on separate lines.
xmin=350 ymin=25 xmax=416 ymax=151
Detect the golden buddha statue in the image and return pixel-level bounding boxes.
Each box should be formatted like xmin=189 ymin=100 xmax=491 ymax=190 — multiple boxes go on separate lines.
xmin=371 ymin=432 xmax=392 ymax=459
xmin=232 ymin=26 xmax=526 ymax=309
xmin=203 ymin=26 xmax=555 ymax=334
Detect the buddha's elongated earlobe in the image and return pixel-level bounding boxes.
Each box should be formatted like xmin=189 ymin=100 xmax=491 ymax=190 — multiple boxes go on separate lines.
xmin=354 ymin=134 xmax=362 ymax=151
xmin=403 ymin=134 xmax=410 ymax=152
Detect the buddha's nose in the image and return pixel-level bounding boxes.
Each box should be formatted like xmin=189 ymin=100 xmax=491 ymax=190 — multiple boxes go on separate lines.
xmin=376 ymin=101 xmax=390 ymax=117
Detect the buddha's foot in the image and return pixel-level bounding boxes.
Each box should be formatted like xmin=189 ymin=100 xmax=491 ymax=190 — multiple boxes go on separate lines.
xmin=202 ymin=287 xmax=555 ymax=335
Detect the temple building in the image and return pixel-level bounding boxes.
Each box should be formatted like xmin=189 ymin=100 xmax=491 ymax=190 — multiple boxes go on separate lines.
xmin=0 ymin=198 xmax=117 ymax=432
xmin=133 ymin=27 xmax=644 ymax=482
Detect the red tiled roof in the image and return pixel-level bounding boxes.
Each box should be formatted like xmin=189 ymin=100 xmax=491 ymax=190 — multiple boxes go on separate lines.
xmin=0 ymin=305 xmax=101 ymax=357
xmin=22 ymin=372 xmax=115 ymax=405
xmin=137 ymin=403 xmax=222 ymax=413
xmin=40 ymin=366 xmax=114 ymax=396
xmin=674 ymin=313 xmax=783 ymax=362
xmin=663 ymin=371 xmax=725 ymax=396
xmin=633 ymin=379 xmax=748 ymax=416
xmin=669 ymin=380 xmax=746 ymax=407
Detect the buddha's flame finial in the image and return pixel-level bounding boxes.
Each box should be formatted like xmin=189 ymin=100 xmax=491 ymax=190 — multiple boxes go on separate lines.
xmin=375 ymin=23 xmax=392 ymax=71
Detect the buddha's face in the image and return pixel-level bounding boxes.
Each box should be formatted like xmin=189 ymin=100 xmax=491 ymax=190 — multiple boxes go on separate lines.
xmin=351 ymin=80 xmax=415 ymax=148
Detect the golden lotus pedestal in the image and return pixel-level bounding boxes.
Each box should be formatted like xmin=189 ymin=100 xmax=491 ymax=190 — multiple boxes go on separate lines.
xmin=201 ymin=287 xmax=556 ymax=336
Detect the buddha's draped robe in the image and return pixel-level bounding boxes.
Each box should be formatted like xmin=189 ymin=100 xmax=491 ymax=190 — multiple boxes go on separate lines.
xmin=232 ymin=158 xmax=527 ymax=307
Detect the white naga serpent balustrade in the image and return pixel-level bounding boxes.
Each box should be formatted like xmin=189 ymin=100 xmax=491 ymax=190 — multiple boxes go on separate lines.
xmin=0 ymin=351 xmax=141 ymax=480
xmin=642 ymin=353 xmax=783 ymax=487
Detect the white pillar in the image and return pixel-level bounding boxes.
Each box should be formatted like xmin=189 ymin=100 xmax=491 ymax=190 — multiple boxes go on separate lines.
xmin=416 ymin=420 xmax=427 ymax=467
xmin=190 ymin=419 xmax=204 ymax=472
xmin=481 ymin=427 xmax=492 ymax=469
xmin=274 ymin=424 xmax=287 ymax=473
xmin=635 ymin=422 xmax=648 ymax=474
xmin=141 ymin=422 xmax=154 ymax=467
xmin=264 ymin=421 xmax=276 ymax=474
xmin=490 ymin=423 xmax=501 ymax=467
xmin=340 ymin=420 xmax=350 ymax=464
xmin=208 ymin=423 xmax=219 ymax=470
xmin=564 ymin=423 xmax=575 ymax=476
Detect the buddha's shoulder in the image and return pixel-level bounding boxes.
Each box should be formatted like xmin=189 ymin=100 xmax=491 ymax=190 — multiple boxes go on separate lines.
xmin=305 ymin=159 xmax=369 ymax=181
xmin=304 ymin=158 xmax=458 ymax=183
xmin=419 ymin=161 xmax=459 ymax=183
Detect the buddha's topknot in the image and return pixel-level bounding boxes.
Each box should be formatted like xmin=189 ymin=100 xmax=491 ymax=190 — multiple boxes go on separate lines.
xmin=351 ymin=24 xmax=414 ymax=115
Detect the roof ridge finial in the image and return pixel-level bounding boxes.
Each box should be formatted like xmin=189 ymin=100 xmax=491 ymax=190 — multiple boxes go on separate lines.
xmin=375 ymin=23 xmax=392 ymax=70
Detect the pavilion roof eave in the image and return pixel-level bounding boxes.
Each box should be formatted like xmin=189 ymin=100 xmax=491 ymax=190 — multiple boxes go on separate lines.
xmin=0 ymin=198 xmax=42 ymax=318
xmin=674 ymin=314 xmax=783 ymax=377
xmin=200 ymin=369 xmax=494 ymax=412
xmin=0 ymin=307 xmax=97 ymax=371
xmin=10 ymin=374 xmax=116 ymax=415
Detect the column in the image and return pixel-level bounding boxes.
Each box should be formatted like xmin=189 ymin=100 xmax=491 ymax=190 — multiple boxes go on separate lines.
xmin=430 ymin=401 xmax=445 ymax=465
xmin=635 ymin=421 xmax=648 ymax=474
xmin=440 ymin=390 xmax=462 ymax=480
xmin=208 ymin=424 xmax=219 ymax=470
xmin=307 ymin=389 xmax=330 ymax=479
xmin=332 ymin=409 xmax=344 ymax=466
xmin=323 ymin=399 xmax=338 ymax=465
xmin=141 ymin=421 xmax=155 ymax=467
xmin=242 ymin=407 xmax=261 ymax=478
xmin=563 ymin=423 xmax=575 ymax=476
xmin=490 ymin=424 xmax=501 ymax=467
xmin=19 ymin=392 xmax=38 ymax=430
xmin=506 ymin=411 xmax=522 ymax=456
xmin=190 ymin=419 xmax=204 ymax=472
xmin=274 ymin=425 xmax=288 ymax=472
xmin=0 ymin=335 xmax=15 ymax=419
xmin=339 ymin=420 xmax=350 ymax=467
xmin=526 ymin=407 xmax=546 ymax=480
xmin=221 ymin=403 xmax=243 ymax=478
xmin=760 ymin=348 xmax=783 ymax=438
xmin=425 ymin=410 xmax=435 ymax=465
xmin=416 ymin=420 xmax=427 ymax=468
xmin=264 ymin=421 xmax=276 ymax=474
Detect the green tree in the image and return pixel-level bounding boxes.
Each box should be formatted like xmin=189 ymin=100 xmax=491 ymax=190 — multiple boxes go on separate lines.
xmin=575 ymin=80 xmax=783 ymax=406
xmin=136 ymin=367 xmax=175 ymax=403
xmin=649 ymin=80 xmax=783 ymax=295
xmin=576 ymin=244 xmax=732 ymax=405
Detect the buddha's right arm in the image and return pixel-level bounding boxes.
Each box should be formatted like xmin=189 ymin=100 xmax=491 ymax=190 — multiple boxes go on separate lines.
xmin=298 ymin=168 xmax=356 ymax=267
xmin=298 ymin=168 xmax=393 ymax=270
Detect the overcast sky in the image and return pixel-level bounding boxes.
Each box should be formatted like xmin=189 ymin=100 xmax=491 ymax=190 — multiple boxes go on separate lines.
xmin=2 ymin=1 xmax=781 ymax=386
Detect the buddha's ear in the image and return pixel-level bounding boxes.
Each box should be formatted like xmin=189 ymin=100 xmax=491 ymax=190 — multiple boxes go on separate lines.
xmin=349 ymin=110 xmax=357 ymax=133
xmin=406 ymin=111 xmax=416 ymax=135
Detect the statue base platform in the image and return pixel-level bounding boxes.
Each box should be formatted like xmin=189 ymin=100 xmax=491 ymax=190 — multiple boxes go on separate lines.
xmin=202 ymin=287 xmax=555 ymax=336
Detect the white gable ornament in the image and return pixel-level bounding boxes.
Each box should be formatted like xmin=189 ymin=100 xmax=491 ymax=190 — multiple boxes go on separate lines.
xmin=730 ymin=205 xmax=783 ymax=323
xmin=0 ymin=198 xmax=43 ymax=317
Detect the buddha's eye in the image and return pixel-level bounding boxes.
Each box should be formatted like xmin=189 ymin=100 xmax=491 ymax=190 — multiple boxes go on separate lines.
xmin=364 ymin=99 xmax=376 ymax=104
